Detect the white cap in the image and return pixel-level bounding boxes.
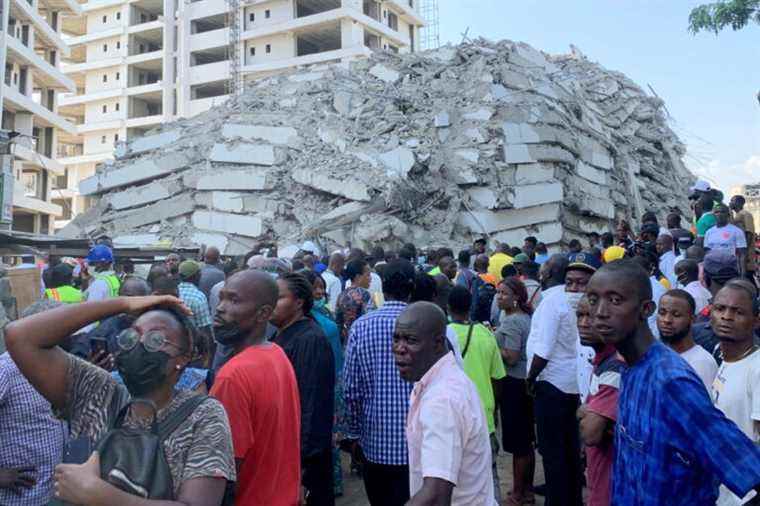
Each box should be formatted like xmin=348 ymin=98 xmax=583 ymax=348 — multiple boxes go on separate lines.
xmin=690 ymin=180 xmax=711 ymax=193
xmin=300 ymin=241 xmax=321 ymax=257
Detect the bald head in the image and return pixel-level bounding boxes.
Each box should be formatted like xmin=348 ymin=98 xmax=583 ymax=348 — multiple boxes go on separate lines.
xmin=329 ymin=252 xmax=345 ymax=273
xmin=119 ymin=277 xmax=150 ymax=297
xmin=393 ymin=302 xmax=449 ymax=382
xmin=228 ymin=269 xmax=278 ymax=307
xmin=205 ymin=246 xmax=220 ymax=265
xmin=474 ymin=254 xmax=489 ymax=273
xmin=656 ymin=234 xmax=673 ymax=256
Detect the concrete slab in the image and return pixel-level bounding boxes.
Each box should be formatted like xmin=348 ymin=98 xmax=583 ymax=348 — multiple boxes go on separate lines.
xmin=211 ymin=192 xmax=244 ymax=213
xmin=492 ymin=221 xmax=564 ymax=247
xmin=512 ymin=182 xmax=563 ymax=208
xmin=455 ymin=149 xmax=479 ymax=164
xmin=108 ymin=180 xmax=178 ymax=210
xmin=128 ymin=130 xmax=182 ymax=155
xmin=503 ymin=144 xmax=535 ymax=164
xmin=195 ymin=168 xmax=270 ymax=190
xmin=434 ymin=112 xmax=450 ymax=128
xmin=463 ymin=108 xmax=493 ymax=121
xmin=292 ymin=169 xmax=371 ymax=201
xmin=576 ymin=161 xmax=607 ymax=185
xmin=79 ymin=152 xmax=191 ymax=195
xmin=112 ymin=234 xmax=160 ymax=247
xmin=192 ymin=210 xmax=264 ymax=238
xmin=378 ymin=147 xmax=415 ymax=178
xmin=111 ymin=195 xmax=196 ymax=231
xmin=465 ymin=187 xmax=499 ymax=209
xmin=222 ymin=124 xmax=300 ymax=147
xmin=190 ymin=232 xmax=229 ymax=252
xmin=458 ymin=203 xmax=561 ymax=234
xmin=209 ymin=143 xmax=276 ymax=166
xmin=369 ymin=64 xmax=400 ymax=83
xmin=515 ymin=163 xmax=555 ymax=185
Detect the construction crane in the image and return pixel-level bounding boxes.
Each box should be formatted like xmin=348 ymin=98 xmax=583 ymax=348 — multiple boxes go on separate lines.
xmin=419 ymin=0 xmax=440 ymax=50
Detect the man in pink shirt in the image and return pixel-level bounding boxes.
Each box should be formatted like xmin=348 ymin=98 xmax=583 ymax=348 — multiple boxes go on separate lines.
xmin=393 ymin=302 xmax=497 ymax=506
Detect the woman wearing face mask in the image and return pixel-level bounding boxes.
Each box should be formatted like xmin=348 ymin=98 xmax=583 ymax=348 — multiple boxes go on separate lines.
xmin=271 ymin=273 xmax=336 ymax=506
xmin=301 ymin=269 xmax=346 ymax=498
xmin=4 ymin=295 xmax=236 ymax=506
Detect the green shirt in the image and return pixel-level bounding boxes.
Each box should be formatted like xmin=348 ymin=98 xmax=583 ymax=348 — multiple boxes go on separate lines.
xmin=448 ymin=322 xmax=507 ymax=433
xmin=696 ymin=212 xmax=717 ymax=237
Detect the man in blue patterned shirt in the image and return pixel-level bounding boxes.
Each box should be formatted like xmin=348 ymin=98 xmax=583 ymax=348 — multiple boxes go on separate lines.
xmin=177 ymin=260 xmax=213 ymax=364
xmin=585 ymin=259 xmax=760 ymax=506
xmin=343 ymin=259 xmax=416 ymax=506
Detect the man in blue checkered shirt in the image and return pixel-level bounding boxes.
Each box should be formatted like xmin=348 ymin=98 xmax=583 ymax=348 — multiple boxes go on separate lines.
xmin=586 ymin=259 xmax=760 ymax=506
xmin=343 ymin=259 xmax=417 ymax=506
xmin=177 ymin=260 xmax=213 ymax=363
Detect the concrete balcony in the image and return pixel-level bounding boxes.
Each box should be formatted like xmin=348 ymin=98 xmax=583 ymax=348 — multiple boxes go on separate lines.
xmin=66 ymin=26 xmax=122 ymax=46
xmin=77 ymin=118 xmax=123 ymax=133
xmin=125 ymin=114 xmax=162 ymax=128
xmin=9 ymin=0 xmax=71 ymax=54
xmin=187 ymin=0 xmax=227 ymax=20
xmin=125 ymin=49 xmax=162 ymax=65
xmin=82 ymin=0 xmax=126 ymax=12
xmin=13 ymin=182 xmax=63 ymax=216
xmin=58 ymin=151 xmax=113 ymax=165
xmin=6 ymin=36 xmax=77 ymax=92
xmin=188 ymin=94 xmax=228 ymax=116
xmin=3 ymin=85 xmax=77 ymax=134
xmin=189 ymin=60 xmax=229 ymax=85
xmin=12 ymin=143 xmax=66 ymax=174
xmin=189 ymin=27 xmax=229 ymax=52
xmin=126 ymin=81 xmax=161 ymax=96
xmin=127 ymin=19 xmax=164 ymax=35
xmin=384 ymin=0 xmax=425 ymax=26
xmin=241 ymin=45 xmax=370 ymax=74
xmin=58 ymin=86 xmax=122 ymax=106
xmin=62 ymin=56 xmax=123 ymax=75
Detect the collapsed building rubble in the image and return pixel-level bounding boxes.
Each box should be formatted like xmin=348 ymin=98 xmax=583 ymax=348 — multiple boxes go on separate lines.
xmin=63 ymin=39 xmax=695 ymax=255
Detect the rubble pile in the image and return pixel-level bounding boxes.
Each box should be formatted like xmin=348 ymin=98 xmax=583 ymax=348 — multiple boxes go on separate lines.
xmin=64 ymin=39 xmax=695 ymax=255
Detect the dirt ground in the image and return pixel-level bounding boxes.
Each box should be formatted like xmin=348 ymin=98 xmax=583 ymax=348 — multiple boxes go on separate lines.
xmin=336 ymin=451 xmax=546 ymax=505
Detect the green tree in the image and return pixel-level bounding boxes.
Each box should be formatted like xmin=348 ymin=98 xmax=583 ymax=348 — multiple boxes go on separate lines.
xmin=689 ymin=0 xmax=760 ymax=33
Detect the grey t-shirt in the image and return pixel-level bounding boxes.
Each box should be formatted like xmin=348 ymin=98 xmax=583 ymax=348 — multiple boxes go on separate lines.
xmin=495 ymin=313 xmax=532 ymax=379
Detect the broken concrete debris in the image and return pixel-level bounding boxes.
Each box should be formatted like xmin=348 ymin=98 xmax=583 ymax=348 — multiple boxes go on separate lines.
xmin=64 ymin=39 xmax=694 ymax=254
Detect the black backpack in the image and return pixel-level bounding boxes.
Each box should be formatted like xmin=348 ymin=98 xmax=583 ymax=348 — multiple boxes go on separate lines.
xmin=472 ymin=278 xmax=496 ymax=323
xmin=95 ymin=395 xmax=208 ymax=500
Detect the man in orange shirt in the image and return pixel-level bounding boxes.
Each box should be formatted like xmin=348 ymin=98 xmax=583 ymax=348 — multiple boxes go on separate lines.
xmin=211 ymin=270 xmax=302 ymax=506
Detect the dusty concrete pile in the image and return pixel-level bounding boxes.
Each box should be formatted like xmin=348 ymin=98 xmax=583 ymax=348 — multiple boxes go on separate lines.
xmin=65 ymin=39 xmax=694 ymax=255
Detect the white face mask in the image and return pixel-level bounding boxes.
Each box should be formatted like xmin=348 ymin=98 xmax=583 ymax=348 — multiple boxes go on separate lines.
xmin=565 ymin=291 xmax=585 ymax=311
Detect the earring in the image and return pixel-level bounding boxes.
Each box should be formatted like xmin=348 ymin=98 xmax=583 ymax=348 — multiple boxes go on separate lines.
xmin=175 ymin=365 xmax=181 ymax=370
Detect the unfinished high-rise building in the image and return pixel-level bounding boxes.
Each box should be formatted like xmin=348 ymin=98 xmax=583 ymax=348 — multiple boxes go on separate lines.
xmin=0 ymin=0 xmax=81 ymax=233
xmin=54 ymin=0 xmax=425 ymax=229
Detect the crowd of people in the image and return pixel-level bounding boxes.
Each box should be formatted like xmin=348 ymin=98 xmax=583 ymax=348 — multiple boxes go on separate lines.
xmin=1 ymin=178 xmax=760 ymax=506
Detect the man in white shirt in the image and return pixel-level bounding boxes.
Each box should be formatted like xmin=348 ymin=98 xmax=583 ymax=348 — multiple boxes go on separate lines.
xmin=393 ymin=302 xmax=496 ymax=506
xmin=675 ymin=259 xmax=712 ymax=315
xmin=321 ymin=252 xmax=345 ymax=312
xmin=657 ymin=289 xmax=718 ymax=390
xmin=526 ymin=254 xmax=587 ymax=506
xmin=709 ymin=280 xmax=760 ymax=505
xmin=704 ymin=204 xmax=747 ymax=277
xmin=656 ymin=234 xmax=678 ymax=288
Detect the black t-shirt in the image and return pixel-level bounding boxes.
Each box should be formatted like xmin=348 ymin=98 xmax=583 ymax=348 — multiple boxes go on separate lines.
xmin=272 ymin=318 xmax=335 ymax=459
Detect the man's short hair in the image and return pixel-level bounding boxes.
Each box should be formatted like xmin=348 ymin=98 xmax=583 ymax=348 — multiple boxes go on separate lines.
xmin=448 ymin=285 xmax=472 ymax=314
xmin=458 ymin=249 xmax=471 ymax=265
xmin=383 ymin=259 xmax=416 ymax=300
xmin=663 ymin=289 xmax=696 ymax=315
xmin=595 ymin=258 xmax=652 ymax=303
xmin=732 ymin=195 xmax=746 ymax=206
xmin=722 ymin=279 xmax=760 ymax=316
xmin=524 ymin=236 xmax=538 ymax=246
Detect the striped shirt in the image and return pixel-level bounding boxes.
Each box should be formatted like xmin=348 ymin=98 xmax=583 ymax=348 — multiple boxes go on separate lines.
xmin=343 ymin=301 xmax=412 ymax=465
xmin=0 ymin=352 xmax=67 ymax=506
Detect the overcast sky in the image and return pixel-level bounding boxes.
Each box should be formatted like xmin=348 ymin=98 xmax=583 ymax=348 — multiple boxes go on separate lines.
xmin=437 ymin=0 xmax=760 ymax=195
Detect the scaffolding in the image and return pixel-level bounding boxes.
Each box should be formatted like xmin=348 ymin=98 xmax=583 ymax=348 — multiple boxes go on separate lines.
xmin=418 ymin=0 xmax=439 ymax=50
xmin=225 ymin=0 xmax=242 ymax=98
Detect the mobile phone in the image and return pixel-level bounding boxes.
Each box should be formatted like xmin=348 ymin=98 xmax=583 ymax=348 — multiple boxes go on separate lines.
xmin=90 ymin=338 xmax=108 ymax=355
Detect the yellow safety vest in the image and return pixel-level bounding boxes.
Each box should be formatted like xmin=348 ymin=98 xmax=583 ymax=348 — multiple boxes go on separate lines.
xmin=93 ymin=273 xmax=121 ymax=298
xmin=45 ymin=286 xmax=84 ymax=303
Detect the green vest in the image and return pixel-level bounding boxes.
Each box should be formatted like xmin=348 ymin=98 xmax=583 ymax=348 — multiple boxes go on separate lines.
xmin=45 ymin=286 xmax=84 ymax=303
xmin=93 ymin=273 xmax=121 ymax=298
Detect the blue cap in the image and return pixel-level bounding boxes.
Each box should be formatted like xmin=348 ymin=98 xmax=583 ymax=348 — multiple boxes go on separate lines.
xmin=567 ymin=251 xmax=602 ymax=273
xmin=86 ymin=244 xmax=114 ymax=263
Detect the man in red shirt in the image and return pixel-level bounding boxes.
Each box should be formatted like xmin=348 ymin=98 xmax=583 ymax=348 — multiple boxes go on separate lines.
xmin=210 ymin=270 xmax=301 ymax=506
xmin=576 ymin=296 xmax=627 ymax=506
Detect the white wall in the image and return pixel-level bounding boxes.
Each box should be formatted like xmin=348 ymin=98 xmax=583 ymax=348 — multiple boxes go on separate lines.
xmin=86 ymin=7 xmax=125 ymax=33
xmin=86 ymin=36 xmax=124 ymax=62
xmin=243 ymin=0 xmax=292 ymax=30
xmin=85 ymin=98 xmax=124 ymax=122
xmin=84 ymin=130 xmax=120 ymax=153
xmin=244 ymin=33 xmax=292 ymax=64
xmin=85 ymin=66 xmax=123 ymax=92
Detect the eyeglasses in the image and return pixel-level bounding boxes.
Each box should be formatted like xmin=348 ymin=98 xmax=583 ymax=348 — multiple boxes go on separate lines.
xmin=116 ymin=328 xmax=186 ymax=354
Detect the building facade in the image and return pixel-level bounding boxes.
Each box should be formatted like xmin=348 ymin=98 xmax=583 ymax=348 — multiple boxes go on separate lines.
xmin=56 ymin=0 xmax=424 ymax=228
xmin=0 ymin=0 xmax=81 ymax=233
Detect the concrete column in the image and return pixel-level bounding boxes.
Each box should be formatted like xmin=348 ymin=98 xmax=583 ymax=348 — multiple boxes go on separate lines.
xmin=175 ymin=0 xmax=190 ymax=117
xmin=162 ymin=0 xmax=176 ymax=120
xmin=13 ymin=112 xmax=33 ymax=137
xmin=340 ymin=17 xmax=361 ymax=49
xmin=0 ymin=0 xmax=9 ymax=126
